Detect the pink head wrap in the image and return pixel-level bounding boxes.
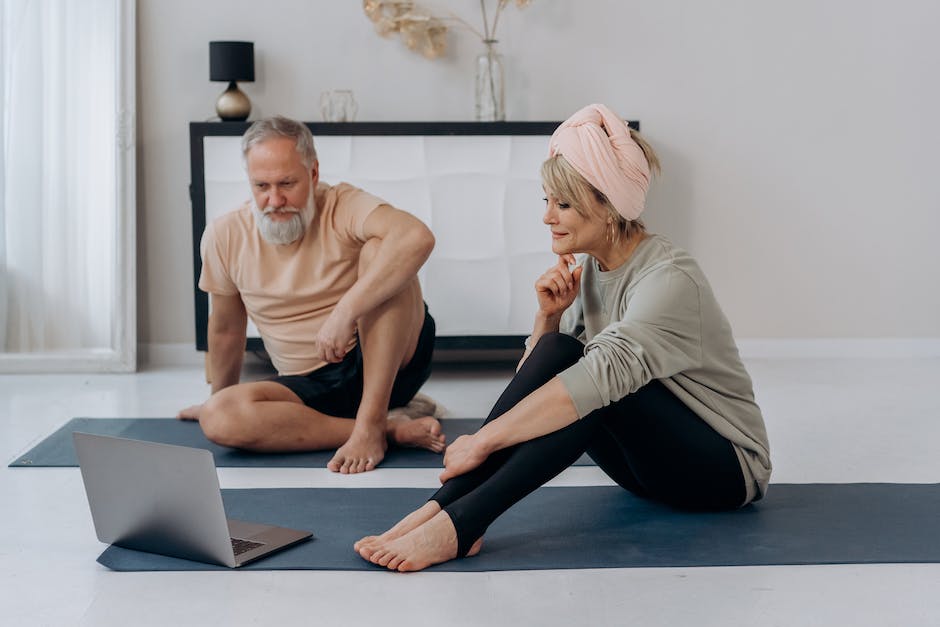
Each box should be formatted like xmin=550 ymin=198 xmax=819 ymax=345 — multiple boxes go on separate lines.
xmin=548 ymin=103 xmax=650 ymax=221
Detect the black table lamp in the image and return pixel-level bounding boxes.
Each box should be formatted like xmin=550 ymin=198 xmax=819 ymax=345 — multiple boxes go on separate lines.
xmin=209 ymin=41 xmax=254 ymax=121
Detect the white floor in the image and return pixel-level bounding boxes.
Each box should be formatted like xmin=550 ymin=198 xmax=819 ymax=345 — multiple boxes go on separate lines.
xmin=2 ymin=354 xmax=940 ymax=626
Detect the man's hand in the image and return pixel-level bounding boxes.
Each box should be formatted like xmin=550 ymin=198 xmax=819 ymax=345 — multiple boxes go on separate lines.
xmin=315 ymin=307 xmax=357 ymax=363
xmin=535 ymin=254 xmax=583 ymax=319
xmin=439 ymin=433 xmax=490 ymax=483
xmin=177 ymin=403 xmax=204 ymax=421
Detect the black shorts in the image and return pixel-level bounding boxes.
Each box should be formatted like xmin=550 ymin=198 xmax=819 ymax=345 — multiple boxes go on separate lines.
xmin=271 ymin=305 xmax=435 ymax=418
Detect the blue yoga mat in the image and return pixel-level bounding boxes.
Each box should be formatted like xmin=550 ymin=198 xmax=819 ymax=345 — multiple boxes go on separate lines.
xmin=10 ymin=417 xmax=594 ymax=468
xmin=95 ymin=483 xmax=940 ymax=572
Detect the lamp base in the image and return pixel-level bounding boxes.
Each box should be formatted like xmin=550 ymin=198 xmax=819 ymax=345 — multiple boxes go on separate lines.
xmin=216 ymin=81 xmax=251 ymax=121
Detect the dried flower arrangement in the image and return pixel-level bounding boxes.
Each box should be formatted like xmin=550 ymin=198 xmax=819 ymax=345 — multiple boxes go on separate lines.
xmin=363 ymin=0 xmax=533 ymax=59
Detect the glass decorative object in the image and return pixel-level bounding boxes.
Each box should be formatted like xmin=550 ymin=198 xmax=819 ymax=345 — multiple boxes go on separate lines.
xmin=364 ymin=1 xmax=535 ymax=119
xmin=475 ymin=39 xmax=505 ymax=121
xmin=320 ymin=89 xmax=358 ymax=122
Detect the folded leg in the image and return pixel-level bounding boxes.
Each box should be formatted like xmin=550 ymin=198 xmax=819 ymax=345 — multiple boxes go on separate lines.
xmin=432 ymin=333 xmax=594 ymax=555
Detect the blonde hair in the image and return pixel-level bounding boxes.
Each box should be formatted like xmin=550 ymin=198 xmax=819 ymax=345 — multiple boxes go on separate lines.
xmin=541 ymin=128 xmax=660 ymax=244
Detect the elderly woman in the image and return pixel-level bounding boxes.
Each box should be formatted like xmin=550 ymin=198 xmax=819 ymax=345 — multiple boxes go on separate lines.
xmin=355 ymin=104 xmax=772 ymax=571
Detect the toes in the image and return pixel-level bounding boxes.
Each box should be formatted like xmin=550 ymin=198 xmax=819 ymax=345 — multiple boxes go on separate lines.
xmin=332 ymin=451 xmax=382 ymax=474
xmin=349 ymin=457 xmax=366 ymax=474
xmin=371 ymin=548 xmax=391 ymax=566
xmin=396 ymin=559 xmax=415 ymax=572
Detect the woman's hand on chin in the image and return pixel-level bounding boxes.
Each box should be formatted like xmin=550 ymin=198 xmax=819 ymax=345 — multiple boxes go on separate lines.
xmin=535 ymin=254 xmax=583 ymax=318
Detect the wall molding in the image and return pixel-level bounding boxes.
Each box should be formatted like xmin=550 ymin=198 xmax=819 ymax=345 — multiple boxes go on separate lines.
xmin=736 ymin=338 xmax=940 ymax=360
xmin=138 ymin=343 xmax=204 ymax=368
xmin=140 ymin=338 xmax=940 ymax=369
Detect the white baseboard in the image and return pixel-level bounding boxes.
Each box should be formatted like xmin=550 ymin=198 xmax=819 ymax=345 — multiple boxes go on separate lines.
xmin=138 ymin=343 xmax=204 ymax=368
xmin=737 ymin=338 xmax=940 ymax=360
xmin=138 ymin=343 xmax=274 ymax=373
xmin=141 ymin=338 xmax=940 ymax=369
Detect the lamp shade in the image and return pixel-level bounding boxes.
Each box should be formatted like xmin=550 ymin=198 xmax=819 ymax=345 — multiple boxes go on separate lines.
xmin=209 ymin=41 xmax=254 ymax=82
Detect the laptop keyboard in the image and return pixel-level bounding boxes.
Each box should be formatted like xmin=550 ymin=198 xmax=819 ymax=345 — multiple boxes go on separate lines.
xmin=231 ymin=537 xmax=265 ymax=556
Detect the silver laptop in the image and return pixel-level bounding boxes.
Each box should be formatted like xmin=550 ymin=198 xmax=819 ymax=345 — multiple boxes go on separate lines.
xmin=73 ymin=432 xmax=312 ymax=568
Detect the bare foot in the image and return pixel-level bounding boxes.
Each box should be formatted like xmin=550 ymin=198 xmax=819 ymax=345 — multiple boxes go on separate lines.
xmin=365 ymin=511 xmax=482 ymax=572
xmin=390 ymin=393 xmax=447 ymax=419
xmin=354 ymin=501 xmax=442 ymax=559
xmin=177 ymin=404 xmax=203 ymax=421
xmin=327 ymin=428 xmax=387 ymax=474
xmin=387 ymin=415 xmax=446 ymax=453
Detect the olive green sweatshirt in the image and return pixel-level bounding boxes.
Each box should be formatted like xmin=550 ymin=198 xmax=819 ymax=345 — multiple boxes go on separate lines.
xmin=557 ymin=234 xmax=771 ymax=503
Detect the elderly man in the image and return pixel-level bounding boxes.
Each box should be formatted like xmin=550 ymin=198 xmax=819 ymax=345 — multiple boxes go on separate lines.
xmin=179 ymin=115 xmax=444 ymax=474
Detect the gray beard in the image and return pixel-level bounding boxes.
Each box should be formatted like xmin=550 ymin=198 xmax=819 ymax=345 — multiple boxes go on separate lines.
xmin=251 ymin=187 xmax=316 ymax=245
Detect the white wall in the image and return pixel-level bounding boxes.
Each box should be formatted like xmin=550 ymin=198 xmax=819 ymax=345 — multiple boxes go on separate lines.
xmin=137 ymin=0 xmax=940 ymax=347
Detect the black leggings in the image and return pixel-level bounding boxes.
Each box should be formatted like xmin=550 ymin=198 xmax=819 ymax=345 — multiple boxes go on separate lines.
xmin=431 ymin=332 xmax=746 ymax=556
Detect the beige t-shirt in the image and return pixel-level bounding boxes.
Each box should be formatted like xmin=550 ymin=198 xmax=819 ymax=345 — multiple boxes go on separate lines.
xmin=199 ymin=182 xmax=385 ymax=375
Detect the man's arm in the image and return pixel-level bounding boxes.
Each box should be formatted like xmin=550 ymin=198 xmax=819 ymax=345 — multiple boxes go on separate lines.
xmin=343 ymin=203 xmax=434 ymax=319
xmin=178 ymin=292 xmax=247 ymax=420
xmin=315 ymin=205 xmax=434 ymax=362
xmin=206 ymin=292 xmax=248 ymax=393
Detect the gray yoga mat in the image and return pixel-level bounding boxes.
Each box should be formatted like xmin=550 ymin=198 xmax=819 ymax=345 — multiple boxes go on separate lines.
xmin=95 ymin=483 xmax=940 ymax=572
xmin=10 ymin=417 xmax=594 ymax=468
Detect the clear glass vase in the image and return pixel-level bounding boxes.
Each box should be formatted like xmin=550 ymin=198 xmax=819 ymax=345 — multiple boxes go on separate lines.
xmin=475 ymin=40 xmax=505 ymax=121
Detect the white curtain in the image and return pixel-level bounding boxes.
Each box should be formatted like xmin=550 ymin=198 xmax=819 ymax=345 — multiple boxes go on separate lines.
xmin=1 ymin=0 xmax=116 ymax=353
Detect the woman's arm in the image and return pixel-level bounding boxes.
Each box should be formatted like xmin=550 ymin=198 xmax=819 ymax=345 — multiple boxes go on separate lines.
xmin=440 ymin=255 xmax=584 ymax=480
xmin=516 ymin=254 xmax=583 ymax=371
xmin=440 ymin=376 xmax=578 ymax=482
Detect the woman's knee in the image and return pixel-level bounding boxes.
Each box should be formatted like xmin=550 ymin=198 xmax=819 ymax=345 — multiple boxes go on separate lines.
xmin=498 ymin=332 xmax=584 ymax=402
xmin=524 ymin=332 xmax=584 ymax=374
xmin=532 ymin=331 xmax=583 ymax=355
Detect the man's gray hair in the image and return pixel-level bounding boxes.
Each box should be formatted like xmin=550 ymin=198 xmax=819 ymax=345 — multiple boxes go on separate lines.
xmin=241 ymin=115 xmax=317 ymax=167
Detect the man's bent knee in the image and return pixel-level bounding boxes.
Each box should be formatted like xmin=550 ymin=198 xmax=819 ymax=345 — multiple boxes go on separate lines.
xmin=199 ymin=393 xmax=261 ymax=449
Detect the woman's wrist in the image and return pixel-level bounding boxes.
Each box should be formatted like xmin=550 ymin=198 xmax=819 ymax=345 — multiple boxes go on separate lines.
xmin=530 ymin=313 xmax=562 ymax=347
xmin=472 ymin=424 xmax=501 ymax=457
xmin=534 ymin=310 xmax=562 ymax=328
